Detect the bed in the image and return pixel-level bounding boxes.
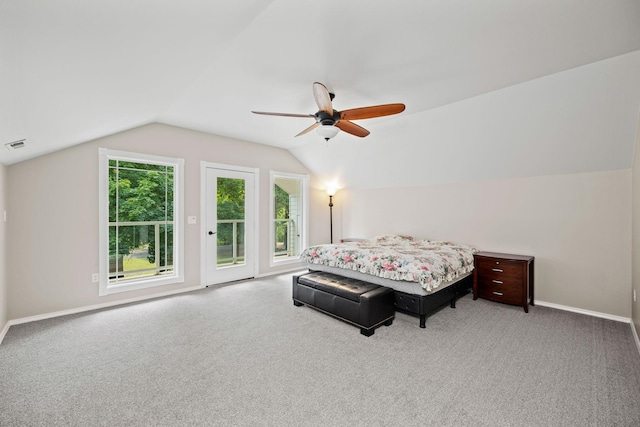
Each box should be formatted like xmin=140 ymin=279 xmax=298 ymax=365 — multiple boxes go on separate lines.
xmin=299 ymin=234 xmax=478 ymax=327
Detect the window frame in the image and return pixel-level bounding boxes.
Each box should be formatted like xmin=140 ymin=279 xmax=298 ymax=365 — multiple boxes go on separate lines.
xmin=269 ymin=170 xmax=309 ymax=267
xmin=98 ymin=148 xmax=185 ymax=296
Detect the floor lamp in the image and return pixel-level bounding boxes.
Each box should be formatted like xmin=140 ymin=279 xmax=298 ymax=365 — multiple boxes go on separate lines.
xmin=327 ymin=188 xmax=337 ymax=243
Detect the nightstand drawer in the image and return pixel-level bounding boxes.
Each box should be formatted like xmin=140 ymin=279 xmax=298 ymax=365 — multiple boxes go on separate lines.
xmin=475 ymin=258 xmax=523 ymax=279
xmin=477 ymin=280 xmax=522 ymax=304
xmin=476 ymin=275 xmax=523 ymax=292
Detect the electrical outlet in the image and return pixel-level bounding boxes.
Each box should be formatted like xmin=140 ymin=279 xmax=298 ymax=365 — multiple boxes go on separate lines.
xmin=92 ymin=273 xmax=99 ymax=283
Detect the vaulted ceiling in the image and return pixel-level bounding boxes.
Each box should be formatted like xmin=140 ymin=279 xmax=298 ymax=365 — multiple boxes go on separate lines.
xmin=2 ymin=1 xmax=640 ymax=189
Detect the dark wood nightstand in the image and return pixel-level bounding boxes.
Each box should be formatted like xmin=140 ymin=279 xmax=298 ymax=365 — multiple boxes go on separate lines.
xmin=473 ymin=252 xmax=534 ymax=313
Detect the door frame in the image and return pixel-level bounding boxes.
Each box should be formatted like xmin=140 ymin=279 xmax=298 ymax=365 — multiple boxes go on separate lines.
xmin=200 ymin=161 xmax=260 ymax=287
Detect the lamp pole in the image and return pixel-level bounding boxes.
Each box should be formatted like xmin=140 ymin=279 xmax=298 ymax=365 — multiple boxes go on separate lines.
xmin=327 ymin=187 xmax=337 ymax=244
xmin=329 ymin=194 xmax=334 ymax=244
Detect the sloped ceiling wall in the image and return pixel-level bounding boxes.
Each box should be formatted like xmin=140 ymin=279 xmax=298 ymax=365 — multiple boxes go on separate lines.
xmin=292 ymin=51 xmax=640 ymax=190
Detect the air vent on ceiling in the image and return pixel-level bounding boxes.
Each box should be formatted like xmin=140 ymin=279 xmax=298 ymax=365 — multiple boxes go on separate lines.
xmin=5 ymin=139 xmax=26 ymax=151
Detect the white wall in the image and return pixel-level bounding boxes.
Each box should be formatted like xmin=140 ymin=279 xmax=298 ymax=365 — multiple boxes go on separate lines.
xmin=5 ymin=121 xmax=635 ymax=324
xmin=632 ymin=116 xmax=640 ymax=341
xmin=0 ymin=163 xmax=7 ymax=336
xmin=6 ymin=123 xmax=325 ymax=320
xmin=340 ymin=170 xmax=632 ymax=318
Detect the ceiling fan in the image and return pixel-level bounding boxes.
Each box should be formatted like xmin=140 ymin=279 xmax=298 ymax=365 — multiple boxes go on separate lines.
xmin=252 ymin=82 xmax=405 ymax=141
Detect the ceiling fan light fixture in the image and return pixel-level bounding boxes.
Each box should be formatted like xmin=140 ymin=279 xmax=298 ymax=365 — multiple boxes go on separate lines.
xmin=316 ymin=124 xmax=339 ymax=141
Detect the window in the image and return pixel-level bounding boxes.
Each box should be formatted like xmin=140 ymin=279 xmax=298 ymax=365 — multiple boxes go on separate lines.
xmin=270 ymin=171 xmax=308 ymax=265
xmin=99 ymin=148 xmax=184 ymax=295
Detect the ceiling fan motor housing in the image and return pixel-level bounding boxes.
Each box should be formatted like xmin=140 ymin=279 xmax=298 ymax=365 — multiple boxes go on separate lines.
xmin=316 ymin=110 xmax=340 ymax=126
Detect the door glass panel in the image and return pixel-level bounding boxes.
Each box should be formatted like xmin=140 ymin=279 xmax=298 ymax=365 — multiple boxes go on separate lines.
xmin=216 ymin=177 xmax=246 ymax=268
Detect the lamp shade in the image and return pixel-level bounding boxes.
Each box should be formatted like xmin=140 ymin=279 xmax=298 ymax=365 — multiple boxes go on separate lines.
xmin=326 ymin=187 xmax=337 ymax=196
xmin=316 ymin=125 xmax=339 ymax=140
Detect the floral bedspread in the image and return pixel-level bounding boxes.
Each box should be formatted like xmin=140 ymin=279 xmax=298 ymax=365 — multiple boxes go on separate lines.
xmin=300 ymin=234 xmax=478 ymax=292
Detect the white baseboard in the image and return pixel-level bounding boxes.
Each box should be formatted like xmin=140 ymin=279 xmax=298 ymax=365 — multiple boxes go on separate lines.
xmin=631 ymin=321 xmax=640 ymax=357
xmin=6 ymin=285 xmax=202 ymax=328
xmin=0 ymin=320 xmax=9 ymax=345
xmin=255 ymin=266 xmax=306 ymax=279
xmin=535 ymin=300 xmax=631 ymax=323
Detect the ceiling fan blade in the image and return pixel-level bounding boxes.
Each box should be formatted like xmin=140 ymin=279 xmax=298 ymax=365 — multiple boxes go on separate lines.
xmin=336 ymin=120 xmax=370 ymax=138
xmin=313 ymin=82 xmax=333 ymax=114
xmin=252 ymin=111 xmax=315 ymax=118
xmin=295 ymin=122 xmax=320 ymax=137
xmin=340 ymin=103 xmax=406 ymax=121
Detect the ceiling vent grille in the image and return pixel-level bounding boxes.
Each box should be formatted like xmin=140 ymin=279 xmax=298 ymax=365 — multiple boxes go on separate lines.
xmin=5 ymin=139 xmax=26 ymax=151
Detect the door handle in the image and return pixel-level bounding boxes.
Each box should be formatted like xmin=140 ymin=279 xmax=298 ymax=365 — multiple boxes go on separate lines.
xmin=208 ymin=231 xmax=216 ymax=235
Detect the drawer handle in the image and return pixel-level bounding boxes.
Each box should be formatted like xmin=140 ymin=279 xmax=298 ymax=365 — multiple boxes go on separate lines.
xmin=492 ymin=268 xmax=503 ymax=272
xmin=492 ymin=280 xmax=503 ymax=284
xmin=492 ymin=291 xmax=503 ymax=296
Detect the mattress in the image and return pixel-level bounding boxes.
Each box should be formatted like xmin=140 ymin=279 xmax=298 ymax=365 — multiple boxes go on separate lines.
xmin=302 ymin=263 xmax=472 ymax=296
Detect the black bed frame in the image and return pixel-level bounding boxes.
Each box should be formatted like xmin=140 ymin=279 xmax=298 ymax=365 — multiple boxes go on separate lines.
xmin=393 ymin=274 xmax=473 ymax=327
xmin=306 ymin=269 xmax=473 ymax=328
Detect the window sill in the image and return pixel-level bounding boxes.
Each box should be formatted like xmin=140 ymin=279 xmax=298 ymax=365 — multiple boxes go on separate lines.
xmin=270 ymin=256 xmax=302 ymax=268
xmin=99 ymin=275 xmax=185 ymax=296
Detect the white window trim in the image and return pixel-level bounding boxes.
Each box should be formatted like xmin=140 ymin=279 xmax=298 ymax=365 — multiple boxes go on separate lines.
xmin=98 ymin=148 xmax=185 ymax=296
xmin=269 ymin=170 xmax=309 ymax=267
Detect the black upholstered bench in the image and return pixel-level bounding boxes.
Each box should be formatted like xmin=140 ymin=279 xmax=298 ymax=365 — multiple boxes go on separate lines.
xmin=292 ymin=271 xmax=395 ymax=336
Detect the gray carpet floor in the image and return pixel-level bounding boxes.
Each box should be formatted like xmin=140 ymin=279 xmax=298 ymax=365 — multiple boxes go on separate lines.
xmin=1 ymin=271 xmax=640 ymax=426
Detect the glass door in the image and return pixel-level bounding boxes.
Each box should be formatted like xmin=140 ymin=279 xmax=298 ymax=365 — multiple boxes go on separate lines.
xmin=206 ymin=167 xmax=255 ymax=285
